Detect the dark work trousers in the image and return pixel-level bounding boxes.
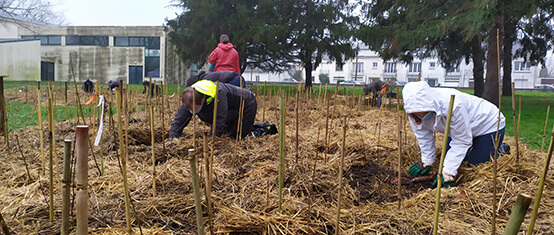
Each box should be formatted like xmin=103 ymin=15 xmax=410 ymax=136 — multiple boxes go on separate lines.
xmin=228 ymin=97 xmax=257 ymax=139
xmin=446 ymin=128 xmax=505 ymax=165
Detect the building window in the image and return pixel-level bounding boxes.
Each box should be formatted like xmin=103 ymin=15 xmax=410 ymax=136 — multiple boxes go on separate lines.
xmin=409 ymin=62 xmax=421 ymax=73
xmin=66 ymin=36 xmax=109 ymax=46
xmin=114 ymin=36 xmax=161 ymax=77
xmin=384 ymin=62 xmax=396 ymax=73
xmin=429 ymin=62 xmax=436 ymax=68
xmin=373 ymin=62 xmax=378 ymax=68
xmin=21 ymin=35 xmax=62 ymax=45
xmin=336 ymin=64 xmax=343 ymax=71
xmin=255 ymin=75 xmax=260 ymax=82
xmin=514 ymin=61 xmax=530 ymax=71
xmin=353 ymin=62 xmax=363 ymax=73
xmin=446 ymin=67 xmax=460 ymax=73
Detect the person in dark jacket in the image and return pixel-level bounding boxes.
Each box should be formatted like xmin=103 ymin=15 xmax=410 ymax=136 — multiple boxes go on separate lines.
xmin=107 ymin=79 xmax=120 ymax=90
xmin=363 ymin=80 xmax=386 ymax=106
xmin=82 ymin=79 xmax=94 ymax=94
xmin=169 ymin=80 xmax=257 ymax=139
xmin=142 ymin=80 xmax=161 ymax=97
xmin=186 ymin=70 xmax=246 ymax=88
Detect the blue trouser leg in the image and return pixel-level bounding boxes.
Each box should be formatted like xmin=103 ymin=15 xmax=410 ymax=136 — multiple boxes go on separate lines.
xmin=446 ymin=128 xmax=505 ymax=165
xmin=377 ymin=94 xmax=383 ymax=107
xmin=229 ymin=75 xmax=246 ymax=87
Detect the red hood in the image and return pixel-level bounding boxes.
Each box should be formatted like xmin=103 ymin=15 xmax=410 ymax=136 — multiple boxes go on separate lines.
xmin=217 ymin=42 xmax=235 ymax=51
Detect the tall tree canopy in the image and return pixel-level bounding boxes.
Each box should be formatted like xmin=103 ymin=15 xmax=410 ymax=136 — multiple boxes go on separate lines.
xmin=165 ymin=0 xmax=358 ymax=88
xmin=0 ymin=0 xmax=65 ymax=25
xmin=357 ymin=0 xmax=552 ymax=106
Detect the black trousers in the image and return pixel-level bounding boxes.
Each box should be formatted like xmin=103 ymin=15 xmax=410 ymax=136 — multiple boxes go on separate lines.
xmin=228 ymin=97 xmax=257 ymax=139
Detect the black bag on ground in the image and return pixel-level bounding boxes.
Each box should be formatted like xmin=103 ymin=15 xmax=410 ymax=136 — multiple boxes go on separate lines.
xmin=250 ymin=121 xmax=278 ymax=137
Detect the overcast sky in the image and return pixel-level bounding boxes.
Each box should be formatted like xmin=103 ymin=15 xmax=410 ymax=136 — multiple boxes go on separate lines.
xmin=55 ymin=0 xmax=181 ymax=26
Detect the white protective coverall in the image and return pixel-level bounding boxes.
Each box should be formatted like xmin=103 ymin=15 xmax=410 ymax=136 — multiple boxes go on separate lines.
xmin=403 ymin=81 xmax=505 ymax=177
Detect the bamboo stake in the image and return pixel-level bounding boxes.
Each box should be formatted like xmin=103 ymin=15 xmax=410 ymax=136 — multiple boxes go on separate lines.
xmin=541 ymin=105 xmax=550 ymax=152
xmin=517 ymin=96 xmax=521 ymax=134
xmin=116 ymin=88 xmax=133 ymax=234
xmin=492 ymin=28 xmax=501 ymax=234
xmin=69 ymin=55 xmax=86 ymax=125
xmin=503 ymin=194 xmax=532 ymax=235
xmin=335 ymin=115 xmax=347 ymax=235
xmin=295 ymin=87 xmax=299 ymax=164
xmin=37 ymin=84 xmax=45 ymax=173
xmin=278 ymin=96 xmax=286 ymax=213
xmin=397 ymin=114 xmax=402 ymax=209
xmin=203 ymin=131 xmax=214 ymax=235
xmin=150 ymin=89 xmax=156 ymax=198
xmin=47 ymin=95 xmax=55 ymax=222
xmin=209 ymin=82 xmax=220 ymax=187
xmin=62 ymin=139 xmax=71 ymax=235
xmin=192 ymin=82 xmax=197 ymax=149
xmin=75 ymin=126 xmax=89 ymax=235
xmin=262 ymin=82 xmax=267 ymax=122
xmin=161 ymin=82 xmax=167 ymax=159
xmin=324 ymin=91 xmax=330 ymax=162
xmin=188 ymin=149 xmax=205 ymax=235
xmin=510 ymin=82 xmax=520 ymax=164
xmin=237 ymin=79 xmax=245 ymax=139
xmin=48 ymin=82 xmax=61 ymax=183
xmin=433 ymin=95 xmax=455 ymax=235
xmin=64 ymin=82 xmax=69 ymax=119
xmin=0 ymin=211 xmax=10 ymax=235
xmin=527 ymin=123 xmax=554 ymax=234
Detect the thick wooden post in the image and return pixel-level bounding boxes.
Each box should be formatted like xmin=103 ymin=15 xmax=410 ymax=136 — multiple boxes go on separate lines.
xmin=0 ymin=76 xmax=8 ymax=151
xmin=75 ymin=126 xmax=89 ymax=235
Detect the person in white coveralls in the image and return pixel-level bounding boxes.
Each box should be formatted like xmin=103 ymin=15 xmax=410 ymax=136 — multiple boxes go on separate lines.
xmin=403 ymin=81 xmax=509 ymax=187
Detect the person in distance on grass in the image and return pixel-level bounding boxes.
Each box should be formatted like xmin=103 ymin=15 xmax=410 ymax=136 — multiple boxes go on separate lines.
xmin=107 ymin=79 xmax=120 ymax=91
xmin=363 ymin=80 xmax=386 ymax=106
xmin=186 ymin=70 xmax=246 ymax=88
xmin=403 ymin=81 xmax=509 ymax=188
xmin=168 ymin=80 xmax=257 ymax=139
xmin=208 ymin=34 xmax=241 ymax=75
xmin=142 ymin=80 xmax=161 ymax=97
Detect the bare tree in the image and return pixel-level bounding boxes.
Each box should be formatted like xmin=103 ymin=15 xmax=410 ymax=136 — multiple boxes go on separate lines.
xmin=0 ymin=0 xmax=65 ymax=25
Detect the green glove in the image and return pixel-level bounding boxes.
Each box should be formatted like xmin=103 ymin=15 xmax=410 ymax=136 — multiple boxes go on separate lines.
xmin=432 ymin=174 xmax=456 ymax=188
xmin=408 ymin=162 xmax=432 ymax=177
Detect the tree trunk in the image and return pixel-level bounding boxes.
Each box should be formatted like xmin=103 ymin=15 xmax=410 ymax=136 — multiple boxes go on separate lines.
xmin=483 ymin=1 xmax=504 ymax=107
xmin=502 ymin=21 xmax=515 ymax=96
xmin=305 ymin=59 xmax=313 ymax=89
xmin=471 ymin=36 xmax=485 ymax=97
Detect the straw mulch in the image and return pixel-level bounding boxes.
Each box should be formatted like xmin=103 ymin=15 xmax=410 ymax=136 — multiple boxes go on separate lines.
xmin=1 ymin=87 xmax=553 ymax=234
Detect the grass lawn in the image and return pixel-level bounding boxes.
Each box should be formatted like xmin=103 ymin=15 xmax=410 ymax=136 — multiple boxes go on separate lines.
xmin=3 ymin=81 xmax=553 ymax=151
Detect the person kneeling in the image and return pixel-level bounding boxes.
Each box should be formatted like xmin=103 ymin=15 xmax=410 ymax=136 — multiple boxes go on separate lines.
xmin=169 ymin=80 xmax=257 ymax=139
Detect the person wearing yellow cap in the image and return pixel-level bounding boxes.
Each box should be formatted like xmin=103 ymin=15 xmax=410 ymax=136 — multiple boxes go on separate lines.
xmin=168 ymin=80 xmax=257 ymax=139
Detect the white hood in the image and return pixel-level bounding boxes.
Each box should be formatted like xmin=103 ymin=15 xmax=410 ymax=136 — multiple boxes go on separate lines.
xmin=403 ymin=81 xmax=505 ymax=176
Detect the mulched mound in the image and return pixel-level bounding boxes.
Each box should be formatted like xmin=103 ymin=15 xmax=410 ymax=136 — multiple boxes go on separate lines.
xmin=0 ymin=86 xmax=552 ymax=234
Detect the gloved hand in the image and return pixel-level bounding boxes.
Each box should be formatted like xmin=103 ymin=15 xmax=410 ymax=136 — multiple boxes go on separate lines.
xmin=432 ymin=174 xmax=456 ymax=188
xmin=408 ymin=162 xmax=432 ymax=177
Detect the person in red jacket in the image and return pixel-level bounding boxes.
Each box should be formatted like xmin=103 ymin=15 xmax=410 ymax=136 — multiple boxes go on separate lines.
xmin=208 ymin=34 xmax=241 ymax=74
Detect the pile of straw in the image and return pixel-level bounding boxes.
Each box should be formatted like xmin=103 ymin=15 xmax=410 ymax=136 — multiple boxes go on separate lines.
xmin=0 ymin=88 xmax=553 ymax=234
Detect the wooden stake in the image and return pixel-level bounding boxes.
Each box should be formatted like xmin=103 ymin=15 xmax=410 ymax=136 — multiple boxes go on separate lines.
xmin=278 ymin=96 xmax=286 ymax=213
xmin=433 ymin=95 xmax=455 ymax=235
xmin=47 ymin=95 xmax=55 ymax=222
xmin=62 ymin=139 xmax=71 ymax=235
xmin=37 ymin=85 xmax=45 ymax=173
xmin=324 ymin=91 xmax=330 ymax=162
xmin=150 ymin=92 xmax=156 ymax=197
xmin=75 ymin=126 xmax=89 ymax=235
xmin=295 ymin=88 xmax=299 ymax=164
xmin=397 ymin=114 xmax=402 ymax=209
xmin=116 ymin=87 xmax=133 ymax=234
xmin=492 ymin=28 xmax=502 ymax=235
xmin=542 ymin=105 xmax=550 ymax=153
xmin=192 ymin=82 xmax=197 ymax=149
xmin=69 ymin=55 xmax=86 ymax=125
xmin=0 ymin=76 xmax=9 ymax=152
xmin=161 ymin=81 xmax=167 ymax=160
xmin=527 ymin=123 xmax=554 ymax=234
xmin=188 ymin=149 xmax=205 ymax=235
xmin=510 ymin=82 xmax=520 ymax=164
xmin=503 ymin=194 xmax=532 ymax=235
xmin=335 ymin=115 xmax=347 ymax=235
xmin=64 ymin=82 xmax=69 ymax=119
xmin=209 ymin=82 xmax=220 ymax=186
xmin=203 ymin=131 xmax=214 ymax=235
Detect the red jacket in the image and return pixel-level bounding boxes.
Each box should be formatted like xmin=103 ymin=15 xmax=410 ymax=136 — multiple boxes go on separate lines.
xmin=208 ymin=42 xmax=241 ymax=74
